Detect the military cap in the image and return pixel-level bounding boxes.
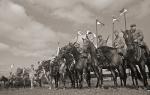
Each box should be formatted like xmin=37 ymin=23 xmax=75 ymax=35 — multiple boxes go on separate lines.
xmin=98 ymin=35 xmax=102 ymax=38
xmin=130 ymin=24 xmax=136 ymax=27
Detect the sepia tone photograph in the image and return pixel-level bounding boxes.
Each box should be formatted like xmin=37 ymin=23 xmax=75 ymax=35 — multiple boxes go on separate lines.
xmin=0 ymin=0 xmax=150 ymax=95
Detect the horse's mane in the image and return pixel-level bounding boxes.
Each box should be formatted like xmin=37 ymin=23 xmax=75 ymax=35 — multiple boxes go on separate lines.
xmin=98 ymin=46 xmax=117 ymax=51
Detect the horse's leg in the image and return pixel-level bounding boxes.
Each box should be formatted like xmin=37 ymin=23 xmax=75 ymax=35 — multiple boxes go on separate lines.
xmin=130 ymin=70 xmax=135 ymax=86
xmin=118 ymin=65 xmax=127 ymax=87
xmin=99 ymin=66 xmax=103 ymax=88
xmin=39 ymin=78 xmax=42 ymax=87
xmin=54 ymin=76 xmax=58 ymax=89
xmin=30 ymin=78 xmax=33 ymax=89
xmin=71 ymin=71 xmax=75 ymax=88
xmin=138 ymin=60 xmax=148 ymax=87
xmin=91 ymin=66 xmax=100 ymax=88
xmin=48 ymin=75 xmax=52 ymax=90
xmin=78 ymin=70 xmax=83 ymax=88
xmin=110 ymin=69 xmax=118 ymax=87
xmin=85 ymin=68 xmax=91 ymax=88
xmin=145 ymin=57 xmax=150 ymax=78
xmin=4 ymin=81 xmax=5 ymax=88
xmin=23 ymin=79 xmax=25 ymax=88
xmin=67 ymin=71 xmax=75 ymax=88
xmin=130 ymin=64 xmax=139 ymax=88
xmin=75 ymin=70 xmax=79 ymax=88
xmin=62 ymin=73 xmax=66 ymax=89
xmin=146 ymin=63 xmax=150 ymax=78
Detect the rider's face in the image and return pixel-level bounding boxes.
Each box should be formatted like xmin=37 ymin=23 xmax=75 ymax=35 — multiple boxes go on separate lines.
xmin=131 ymin=27 xmax=136 ymax=31
xmin=115 ymin=32 xmax=119 ymax=37
xmin=98 ymin=35 xmax=102 ymax=40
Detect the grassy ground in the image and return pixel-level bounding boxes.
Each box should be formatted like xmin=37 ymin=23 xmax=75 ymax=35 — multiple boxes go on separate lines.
xmin=0 ymin=87 xmax=150 ymax=95
xmin=0 ymin=78 xmax=150 ymax=95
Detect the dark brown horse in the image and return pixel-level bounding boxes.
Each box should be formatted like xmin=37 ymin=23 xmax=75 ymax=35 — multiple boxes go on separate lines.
xmin=0 ymin=76 xmax=9 ymax=88
xmin=82 ymin=37 xmax=127 ymax=87
xmin=58 ymin=44 xmax=79 ymax=88
xmin=58 ymin=43 xmax=92 ymax=88
xmin=122 ymin=30 xmax=148 ymax=88
xmin=97 ymin=46 xmax=127 ymax=87
xmin=81 ymin=38 xmax=103 ymax=88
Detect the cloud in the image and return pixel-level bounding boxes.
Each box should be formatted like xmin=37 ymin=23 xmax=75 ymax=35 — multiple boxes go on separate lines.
xmin=0 ymin=0 xmax=70 ymax=57
xmin=26 ymin=0 xmax=150 ymax=23
xmin=0 ymin=0 xmax=150 ymax=58
xmin=0 ymin=43 xmax=9 ymax=50
xmin=52 ymin=5 xmax=94 ymax=24
xmin=128 ymin=0 xmax=150 ymax=18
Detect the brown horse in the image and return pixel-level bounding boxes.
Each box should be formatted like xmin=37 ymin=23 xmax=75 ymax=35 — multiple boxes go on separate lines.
xmin=97 ymin=46 xmax=127 ymax=87
xmin=58 ymin=43 xmax=92 ymax=88
xmin=122 ymin=30 xmax=148 ymax=88
xmin=81 ymin=38 xmax=103 ymax=88
xmin=82 ymin=37 xmax=127 ymax=87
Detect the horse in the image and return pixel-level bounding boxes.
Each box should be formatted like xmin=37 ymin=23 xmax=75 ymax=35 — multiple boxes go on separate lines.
xmin=36 ymin=60 xmax=54 ymax=89
xmin=38 ymin=58 xmax=66 ymax=89
xmin=97 ymin=46 xmax=127 ymax=87
xmin=22 ymin=68 xmax=32 ymax=88
xmin=49 ymin=57 xmax=61 ymax=89
xmin=82 ymin=37 xmax=127 ymax=87
xmin=70 ymin=38 xmax=103 ymax=88
xmin=122 ymin=30 xmax=148 ymax=88
xmin=0 ymin=76 xmax=9 ymax=88
xmin=29 ymin=66 xmax=41 ymax=89
xmin=58 ymin=46 xmax=77 ymax=88
xmin=58 ymin=43 xmax=92 ymax=88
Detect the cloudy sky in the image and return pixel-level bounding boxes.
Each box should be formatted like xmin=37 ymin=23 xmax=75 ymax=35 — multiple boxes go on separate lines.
xmin=0 ymin=0 xmax=150 ymax=75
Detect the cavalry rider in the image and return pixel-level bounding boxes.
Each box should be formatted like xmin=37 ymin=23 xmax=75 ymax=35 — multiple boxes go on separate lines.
xmin=130 ymin=24 xmax=149 ymax=59
xmin=97 ymin=34 xmax=107 ymax=47
xmin=86 ymin=30 xmax=96 ymax=43
xmin=113 ymin=30 xmax=126 ymax=57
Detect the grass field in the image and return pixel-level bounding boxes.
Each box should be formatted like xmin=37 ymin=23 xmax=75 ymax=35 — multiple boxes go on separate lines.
xmin=0 ymin=78 xmax=150 ymax=95
xmin=0 ymin=87 xmax=150 ymax=95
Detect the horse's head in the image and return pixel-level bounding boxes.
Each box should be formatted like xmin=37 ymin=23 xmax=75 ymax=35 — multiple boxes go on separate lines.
xmin=58 ymin=42 xmax=76 ymax=58
xmin=37 ymin=60 xmax=51 ymax=73
xmin=82 ymin=37 xmax=92 ymax=53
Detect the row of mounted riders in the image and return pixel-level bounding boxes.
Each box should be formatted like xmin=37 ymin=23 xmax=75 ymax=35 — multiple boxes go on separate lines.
xmin=0 ymin=39 xmax=150 ymax=89
xmin=45 ymin=38 xmax=150 ymax=89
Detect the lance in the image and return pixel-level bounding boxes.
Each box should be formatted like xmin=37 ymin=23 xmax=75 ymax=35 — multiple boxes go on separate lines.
xmin=106 ymin=35 xmax=110 ymax=44
xmin=96 ymin=19 xmax=105 ymax=47
xmin=56 ymin=41 xmax=60 ymax=56
xmin=120 ymin=8 xmax=128 ymax=30
xmin=112 ymin=22 xmax=115 ymax=47
xmin=96 ymin=19 xmax=98 ymax=46
xmin=112 ymin=16 xmax=119 ymax=47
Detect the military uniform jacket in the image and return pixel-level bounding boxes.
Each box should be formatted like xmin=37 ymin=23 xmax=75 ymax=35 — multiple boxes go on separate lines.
xmin=132 ymin=29 xmax=144 ymax=45
xmin=98 ymin=39 xmax=107 ymax=47
xmin=113 ymin=36 xmax=125 ymax=49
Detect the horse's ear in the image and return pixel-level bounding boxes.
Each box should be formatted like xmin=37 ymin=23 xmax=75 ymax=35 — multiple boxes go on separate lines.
xmin=82 ymin=38 xmax=85 ymax=41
